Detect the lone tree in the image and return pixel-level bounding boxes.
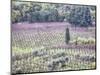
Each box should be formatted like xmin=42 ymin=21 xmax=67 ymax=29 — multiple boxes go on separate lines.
xmin=65 ymin=27 xmax=70 ymax=44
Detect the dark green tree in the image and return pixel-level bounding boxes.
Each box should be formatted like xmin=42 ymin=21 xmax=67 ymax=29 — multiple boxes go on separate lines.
xmin=65 ymin=28 xmax=70 ymax=44
xmin=68 ymin=6 xmax=92 ymax=27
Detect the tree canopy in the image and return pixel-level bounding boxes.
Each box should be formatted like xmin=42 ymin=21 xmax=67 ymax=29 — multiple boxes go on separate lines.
xmin=12 ymin=1 xmax=96 ymax=27
xmin=68 ymin=6 xmax=92 ymax=27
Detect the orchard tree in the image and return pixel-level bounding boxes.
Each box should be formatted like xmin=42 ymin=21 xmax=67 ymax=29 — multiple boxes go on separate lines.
xmin=68 ymin=6 xmax=92 ymax=27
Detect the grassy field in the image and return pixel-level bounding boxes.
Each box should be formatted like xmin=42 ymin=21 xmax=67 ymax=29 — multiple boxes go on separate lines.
xmin=11 ymin=22 xmax=96 ymax=74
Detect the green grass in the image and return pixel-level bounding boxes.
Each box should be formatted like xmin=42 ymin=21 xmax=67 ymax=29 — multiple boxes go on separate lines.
xmin=12 ymin=47 xmax=32 ymax=53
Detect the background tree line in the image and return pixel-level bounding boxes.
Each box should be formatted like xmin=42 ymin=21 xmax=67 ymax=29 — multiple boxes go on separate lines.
xmin=12 ymin=1 xmax=96 ymax=27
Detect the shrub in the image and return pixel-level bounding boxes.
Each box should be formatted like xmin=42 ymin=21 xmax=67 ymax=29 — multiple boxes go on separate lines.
xmin=72 ymin=37 xmax=95 ymax=44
